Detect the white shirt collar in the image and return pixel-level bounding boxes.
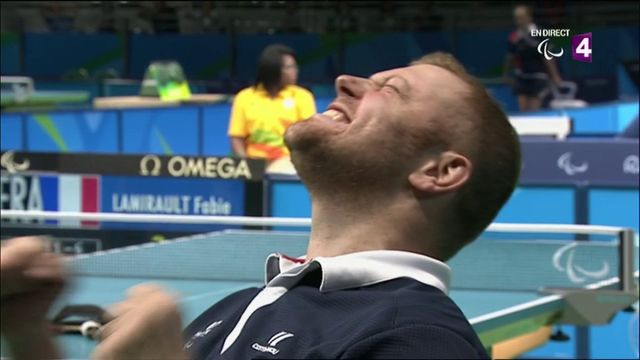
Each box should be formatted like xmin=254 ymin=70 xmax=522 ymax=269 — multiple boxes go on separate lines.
xmin=264 ymin=250 xmax=451 ymax=294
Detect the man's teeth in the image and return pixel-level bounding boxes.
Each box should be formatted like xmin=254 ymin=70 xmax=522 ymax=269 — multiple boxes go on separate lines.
xmin=322 ymin=109 xmax=340 ymax=120
xmin=322 ymin=109 xmax=348 ymax=123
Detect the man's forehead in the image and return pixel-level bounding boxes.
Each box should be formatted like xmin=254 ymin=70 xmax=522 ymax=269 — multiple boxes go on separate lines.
xmin=371 ymin=64 xmax=466 ymax=90
xmin=370 ymin=65 xmax=419 ymax=80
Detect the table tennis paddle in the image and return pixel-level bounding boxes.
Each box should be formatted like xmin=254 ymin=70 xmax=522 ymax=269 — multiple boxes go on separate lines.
xmin=50 ymin=304 xmax=110 ymax=340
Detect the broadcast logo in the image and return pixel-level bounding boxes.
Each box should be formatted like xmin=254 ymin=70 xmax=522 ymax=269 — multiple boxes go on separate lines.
xmin=537 ymin=38 xmax=564 ymax=60
xmin=571 ymin=32 xmax=592 ymax=63
xmin=531 ymin=28 xmax=592 ymax=63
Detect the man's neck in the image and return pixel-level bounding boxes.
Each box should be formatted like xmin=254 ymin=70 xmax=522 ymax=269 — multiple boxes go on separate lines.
xmin=305 ymin=195 xmax=435 ymax=259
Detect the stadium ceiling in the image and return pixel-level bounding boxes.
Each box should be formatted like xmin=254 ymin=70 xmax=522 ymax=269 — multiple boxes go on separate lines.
xmin=1 ymin=1 xmax=637 ymax=31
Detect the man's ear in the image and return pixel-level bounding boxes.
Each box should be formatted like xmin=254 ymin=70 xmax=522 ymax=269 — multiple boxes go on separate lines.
xmin=408 ymin=152 xmax=472 ymax=195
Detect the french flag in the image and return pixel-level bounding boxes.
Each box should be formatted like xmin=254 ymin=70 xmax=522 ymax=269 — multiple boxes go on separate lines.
xmin=56 ymin=175 xmax=100 ymax=227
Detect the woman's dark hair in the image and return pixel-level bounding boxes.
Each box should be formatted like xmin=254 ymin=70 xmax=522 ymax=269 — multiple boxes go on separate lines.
xmin=255 ymin=44 xmax=296 ymax=97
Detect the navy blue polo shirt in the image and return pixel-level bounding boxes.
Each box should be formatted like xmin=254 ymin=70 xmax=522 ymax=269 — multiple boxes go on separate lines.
xmin=184 ymin=250 xmax=489 ymax=359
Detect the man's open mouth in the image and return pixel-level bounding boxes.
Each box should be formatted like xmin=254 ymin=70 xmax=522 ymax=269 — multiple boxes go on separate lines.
xmin=322 ymin=109 xmax=350 ymax=124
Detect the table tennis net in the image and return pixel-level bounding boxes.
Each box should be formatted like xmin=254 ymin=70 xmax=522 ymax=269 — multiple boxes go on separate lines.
xmin=68 ymin=229 xmax=637 ymax=292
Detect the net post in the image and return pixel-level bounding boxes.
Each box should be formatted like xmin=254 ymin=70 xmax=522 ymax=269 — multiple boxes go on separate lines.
xmin=619 ymin=228 xmax=636 ymax=292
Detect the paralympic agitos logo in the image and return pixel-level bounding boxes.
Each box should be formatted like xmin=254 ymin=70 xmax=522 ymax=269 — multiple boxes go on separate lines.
xmin=531 ymin=27 xmax=593 ymax=63
xmin=537 ymin=38 xmax=564 ymax=60
xmin=552 ymin=242 xmax=610 ymax=284
xmin=531 ymin=28 xmax=569 ymax=60
xmin=0 ymin=151 xmax=31 ymax=174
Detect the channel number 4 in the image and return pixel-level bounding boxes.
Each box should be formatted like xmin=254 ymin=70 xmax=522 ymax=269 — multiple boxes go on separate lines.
xmin=575 ymin=37 xmax=592 ymax=59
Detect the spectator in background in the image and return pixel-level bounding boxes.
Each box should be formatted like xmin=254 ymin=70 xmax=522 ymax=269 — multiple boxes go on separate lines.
xmin=74 ymin=6 xmax=103 ymax=33
xmin=504 ymin=4 xmax=563 ymax=112
xmin=151 ymin=1 xmax=178 ymax=33
xmin=228 ymin=44 xmax=316 ymax=171
xmin=1 ymin=7 xmax=20 ymax=32
xmin=44 ymin=3 xmax=75 ymax=32
xmin=16 ymin=7 xmax=50 ymax=33
xmin=129 ymin=6 xmax=155 ymax=34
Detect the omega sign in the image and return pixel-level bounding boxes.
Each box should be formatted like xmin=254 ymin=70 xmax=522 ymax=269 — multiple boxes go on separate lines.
xmin=139 ymin=155 xmax=253 ymax=179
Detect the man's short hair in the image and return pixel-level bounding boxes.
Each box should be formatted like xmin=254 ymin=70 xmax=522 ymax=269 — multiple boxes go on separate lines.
xmin=411 ymin=52 xmax=521 ymax=255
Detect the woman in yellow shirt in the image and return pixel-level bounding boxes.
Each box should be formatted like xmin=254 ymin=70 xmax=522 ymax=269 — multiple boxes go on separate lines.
xmin=228 ymin=44 xmax=317 ymax=165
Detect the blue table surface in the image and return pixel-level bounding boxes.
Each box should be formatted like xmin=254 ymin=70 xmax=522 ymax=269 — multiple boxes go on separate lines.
xmin=2 ymin=230 xmax=634 ymax=359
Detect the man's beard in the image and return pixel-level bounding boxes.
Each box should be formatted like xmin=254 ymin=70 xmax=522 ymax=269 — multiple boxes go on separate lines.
xmin=285 ymin=121 xmax=404 ymax=198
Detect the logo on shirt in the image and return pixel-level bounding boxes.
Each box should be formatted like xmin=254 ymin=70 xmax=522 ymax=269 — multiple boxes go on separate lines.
xmin=184 ymin=320 xmax=223 ymax=349
xmin=283 ymin=98 xmax=295 ymax=109
xmin=251 ymin=331 xmax=295 ymax=355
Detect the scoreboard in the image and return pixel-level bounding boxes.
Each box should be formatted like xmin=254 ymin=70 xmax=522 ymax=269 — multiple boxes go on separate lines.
xmin=1 ymin=151 xmax=265 ymax=252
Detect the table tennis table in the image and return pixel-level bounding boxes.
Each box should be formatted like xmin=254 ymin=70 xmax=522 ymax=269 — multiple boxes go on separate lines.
xmin=1 ymin=75 xmax=90 ymax=111
xmin=92 ymin=94 xmax=228 ymax=109
xmin=2 ymin=229 xmax=638 ymax=359
xmin=1 ymin=90 xmax=90 ymax=110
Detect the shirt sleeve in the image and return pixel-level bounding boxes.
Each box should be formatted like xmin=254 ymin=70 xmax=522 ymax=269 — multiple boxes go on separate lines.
xmin=296 ymin=88 xmax=317 ymax=120
xmin=228 ymin=91 xmax=247 ymax=138
xmin=340 ymin=324 xmax=488 ymax=359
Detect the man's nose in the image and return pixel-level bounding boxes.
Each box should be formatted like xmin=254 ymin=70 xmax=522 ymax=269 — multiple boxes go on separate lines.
xmin=335 ymin=75 xmax=373 ymax=99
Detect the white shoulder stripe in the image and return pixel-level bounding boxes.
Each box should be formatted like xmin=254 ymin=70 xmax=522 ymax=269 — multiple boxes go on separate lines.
xmin=220 ymin=287 xmax=288 ymax=355
xmin=270 ymin=333 xmax=294 ymax=346
xmin=268 ymin=331 xmax=289 ymax=344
